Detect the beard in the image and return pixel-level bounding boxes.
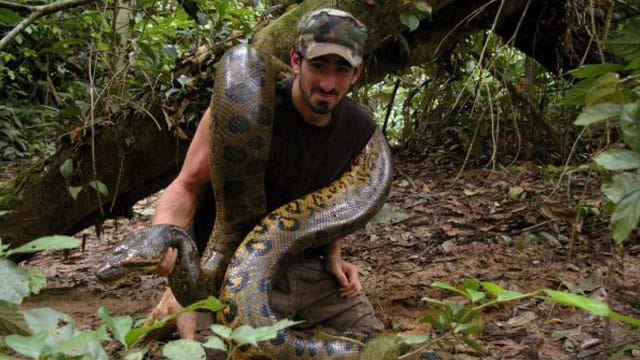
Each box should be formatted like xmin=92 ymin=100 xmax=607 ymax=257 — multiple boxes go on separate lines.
xmin=298 ymin=76 xmax=339 ymax=115
xmin=309 ymin=99 xmax=331 ymax=114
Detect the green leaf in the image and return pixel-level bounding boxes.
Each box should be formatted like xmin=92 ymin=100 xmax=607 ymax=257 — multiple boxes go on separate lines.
xmin=569 ymin=63 xmax=625 ymax=79
xmin=201 ymin=335 xmax=227 ymax=352
xmin=231 ymin=324 xmax=258 ymax=347
xmin=51 ymin=325 xmax=110 ymax=359
xmin=209 ymin=324 xmax=232 ymax=339
xmin=464 ymin=289 xmax=487 ymax=303
xmin=162 ymin=339 xmax=206 ymax=360
xmin=0 ymin=238 xmax=10 ymax=255
xmin=481 ymin=282 xmax=523 ymax=301
xmin=594 ymin=149 xmax=640 ymax=170
xmin=610 ymin=187 xmax=640 ymax=244
xmin=585 ymin=72 xmax=622 ymax=105
xmin=97 ymin=41 xmax=109 ymax=52
xmin=620 ymin=101 xmax=640 ymax=152
xmin=121 ymin=346 xmax=149 ymax=360
xmin=399 ymin=12 xmax=420 ymax=32
xmin=627 ymin=58 xmax=640 ymax=72
xmin=419 ymin=311 xmax=443 ymax=330
xmin=68 ymin=186 xmax=83 ymax=200
xmin=414 ymin=1 xmax=432 ymax=14
xmin=26 ymin=267 xmax=45 ymax=295
xmin=252 ymin=319 xmax=300 ymax=343
xmin=7 ymin=235 xmax=79 ymax=256
xmin=359 ymin=335 xmax=399 ymax=360
xmin=0 ymin=9 xmax=21 ymax=25
xmin=181 ymin=296 xmax=225 ymax=314
xmin=162 ymin=45 xmax=179 ymax=60
xmin=59 ymin=159 xmax=74 ymax=179
xmin=543 ymin=289 xmax=610 ymax=316
xmin=21 ymin=307 xmax=73 ymax=334
xmin=88 ymin=180 xmax=109 ymax=196
xmin=431 ymin=281 xmax=468 ymax=298
xmin=125 ymin=297 xmax=223 ymax=347
xmin=604 ymin=21 xmax=640 ymax=61
xmin=0 ymin=210 xmax=10 ymax=218
xmin=124 ymin=320 xmax=166 ymax=347
xmin=574 ymin=102 xmax=622 ymax=126
xmin=396 ymin=332 xmax=430 ymax=345
xmin=5 ymin=331 xmax=48 ymax=359
xmin=196 ymin=11 xmax=208 ymax=26
xmin=462 ymin=336 xmax=485 ymax=354
xmin=601 ymin=172 xmax=640 ymax=204
xmin=560 ymin=78 xmax=597 ymax=106
xmin=0 ymin=300 xmax=29 ymax=336
xmin=455 ymin=323 xmax=483 ymax=335
xmin=98 ymin=306 xmax=133 ymax=347
xmin=608 ymin=310 xmax=640 ymax=327
xmin=0 ymin=259 xmax=32 ymax=304
xmin=462 ymin=278 xmax=481 ymax=291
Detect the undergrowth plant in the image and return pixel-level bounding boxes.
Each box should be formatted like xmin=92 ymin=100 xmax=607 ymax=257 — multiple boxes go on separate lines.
xmin=567 ymin=17 xmax=640 ymax=244
xmin=2 ymin=236 xmax=640 ymax=358
xmin=358 ymin=279 xmax=640 ymax=359
xmin=0 ymin=235 xmax=296 ymax=360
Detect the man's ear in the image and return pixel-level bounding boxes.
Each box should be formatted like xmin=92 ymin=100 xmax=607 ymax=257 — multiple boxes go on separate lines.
xmin=290 ymin=47 xmax=302 ymax=74
xmin=351 ymin=63 xmax=365 ymax=85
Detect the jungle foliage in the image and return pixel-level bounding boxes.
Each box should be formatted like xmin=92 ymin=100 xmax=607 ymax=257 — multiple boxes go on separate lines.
xmin=0 ymin=0 xmax=635 ymax=165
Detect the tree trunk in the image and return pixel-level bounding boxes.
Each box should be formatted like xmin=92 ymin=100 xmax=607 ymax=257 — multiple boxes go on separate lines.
xmin=0 ymin=113 xmax=192 ymax=247
xmin=0 ymin=0 xmax=628 ymax=248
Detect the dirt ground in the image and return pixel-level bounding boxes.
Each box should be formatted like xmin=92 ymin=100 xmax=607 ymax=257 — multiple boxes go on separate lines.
xmin=20 ymin=155 xmax=640 ymax=359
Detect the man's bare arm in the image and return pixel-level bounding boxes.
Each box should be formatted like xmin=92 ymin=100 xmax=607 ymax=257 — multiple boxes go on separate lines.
xmin=152 ymin=107 xmax=213 ymax=227
xmin=152 ymin=107 xmax=212 ymax=275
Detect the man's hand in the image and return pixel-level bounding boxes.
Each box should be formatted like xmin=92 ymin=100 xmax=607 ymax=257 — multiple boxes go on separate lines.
xmin=154 ymin=247 xmax=179 ymax=277
xmin=326 ymin=257 xmax=363 ymax=298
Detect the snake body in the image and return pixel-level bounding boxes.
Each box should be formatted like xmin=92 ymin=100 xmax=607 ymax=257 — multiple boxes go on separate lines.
xmin=97 ymin=44 xmax=393 ymax=358
xmin=220 ymin=128 xmax=392 ymax=359
xmin=198 ymin=44 xmax=277 ymax=299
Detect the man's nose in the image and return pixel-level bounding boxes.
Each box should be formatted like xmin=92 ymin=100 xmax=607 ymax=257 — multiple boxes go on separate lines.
xmin=318 ymin=72 xmax=338 ymax=91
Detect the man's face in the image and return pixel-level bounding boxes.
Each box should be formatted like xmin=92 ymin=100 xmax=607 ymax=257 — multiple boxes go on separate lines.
xmin=293 ymin=52 xmax=363 ymax=115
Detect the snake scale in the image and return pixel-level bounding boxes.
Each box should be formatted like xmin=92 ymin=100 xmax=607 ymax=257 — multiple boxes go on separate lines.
xmin=97 ymin=44 xmax=393 ymax=359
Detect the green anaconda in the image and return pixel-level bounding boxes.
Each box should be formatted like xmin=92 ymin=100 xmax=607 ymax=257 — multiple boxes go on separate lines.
xmin=96 ymin=44 xmax=393 ymax=359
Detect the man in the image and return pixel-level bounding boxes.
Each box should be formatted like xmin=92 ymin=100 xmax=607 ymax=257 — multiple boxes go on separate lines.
xmin=151 ymin=8 xmax=385 ymax=339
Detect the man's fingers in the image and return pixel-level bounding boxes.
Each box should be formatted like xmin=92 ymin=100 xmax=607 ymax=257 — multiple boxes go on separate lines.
xmin=339 ymin=285 xmax=361 ymax=298
xmin=337 ymin=272 xmax=349 ymax=287
xmin=339 ymin=273 xmax=362 ymax=298
xmin=154 ymin=247 xmax=178 ymax=276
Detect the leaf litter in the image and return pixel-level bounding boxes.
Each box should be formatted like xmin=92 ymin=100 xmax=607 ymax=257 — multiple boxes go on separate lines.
xmin=19 ymin=155 xmax=640 ymax=359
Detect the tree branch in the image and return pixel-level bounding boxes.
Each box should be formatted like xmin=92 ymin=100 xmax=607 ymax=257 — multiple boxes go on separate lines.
xmin=0 ymin=0 xmax=97 ymax=51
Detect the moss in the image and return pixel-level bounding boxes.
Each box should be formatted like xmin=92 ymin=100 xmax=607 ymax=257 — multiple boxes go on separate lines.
xmin=0 ymin=180 xmax=19 ymax=210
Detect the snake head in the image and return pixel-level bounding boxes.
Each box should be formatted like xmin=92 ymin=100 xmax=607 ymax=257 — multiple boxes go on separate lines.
xmin=95 ymin=227 xmax=169 ymax=284
xmin=95 ymin=243 xmax=162 ymax=284
xmin=95 ymin=255 xmax=160 ymax=285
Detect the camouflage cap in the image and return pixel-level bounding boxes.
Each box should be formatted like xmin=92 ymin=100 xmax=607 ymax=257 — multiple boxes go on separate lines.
xmin=297 ymin=8 xmax=367 ymax=67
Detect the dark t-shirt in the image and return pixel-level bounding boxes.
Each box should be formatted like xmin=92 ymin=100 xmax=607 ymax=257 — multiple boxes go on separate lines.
xmin=192 ymin=77 xmax=375 ymax=249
